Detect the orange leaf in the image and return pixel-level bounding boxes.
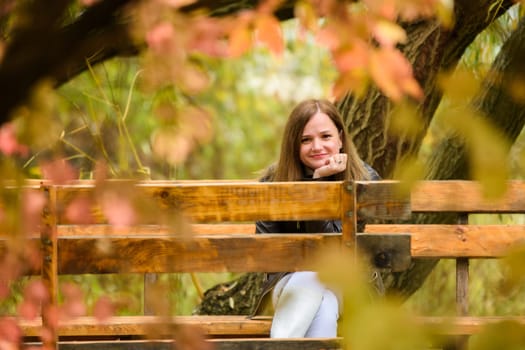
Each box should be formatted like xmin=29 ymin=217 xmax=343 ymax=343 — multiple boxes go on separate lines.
xmin=332 ymin=71 xmax=368 ymax=100
xmin=255 ymin=14 xmax=284 ymax=56
xmin=373 ymin=20 xmax=407 ymax=47
xmin=369 ymin=48 xmax=422 ymax=101
xmin=228 ymin=25 xmax=253 ymax=58
xmin=333 ymin=41 xmax=369 ymax=73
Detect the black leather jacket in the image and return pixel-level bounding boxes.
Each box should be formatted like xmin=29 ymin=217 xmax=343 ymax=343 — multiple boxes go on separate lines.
xmin=256 ymin=162 xmax=380 ymax=236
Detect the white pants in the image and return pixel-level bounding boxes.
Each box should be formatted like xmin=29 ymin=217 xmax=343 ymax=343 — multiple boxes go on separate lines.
xmin=270 ymin=271 xmax=339 ymax=338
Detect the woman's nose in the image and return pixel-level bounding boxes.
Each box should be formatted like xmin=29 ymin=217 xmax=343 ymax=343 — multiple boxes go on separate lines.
xmin=311 ymin=138 xmax=322 ymax=150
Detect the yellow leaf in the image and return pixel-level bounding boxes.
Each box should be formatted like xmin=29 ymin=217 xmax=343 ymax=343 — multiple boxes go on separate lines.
xmin=294 ymin=0 xmax=318 ymax=32
xmin=438 ymin=68 xmax=480 ymax=104
xmin=436 ymin=0 xmax=455 ymax=28
xmin=392 ymin=156 xmax=425 ymax=197
xmin=389 ymin=101 xmax=424 ymax=138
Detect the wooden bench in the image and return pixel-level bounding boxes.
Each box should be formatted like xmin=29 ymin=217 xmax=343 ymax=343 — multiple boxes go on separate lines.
xmin=2 ymin=179 xmax=525 ymax=350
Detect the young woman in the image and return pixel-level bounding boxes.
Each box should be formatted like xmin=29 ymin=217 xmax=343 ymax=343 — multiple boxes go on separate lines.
xmin=254 ymin=98 xmax=380 ymax=338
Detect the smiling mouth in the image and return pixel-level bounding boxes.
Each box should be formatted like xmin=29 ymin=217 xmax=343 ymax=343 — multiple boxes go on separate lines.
xmin=311 ymin=154 xmax=328 ymax=160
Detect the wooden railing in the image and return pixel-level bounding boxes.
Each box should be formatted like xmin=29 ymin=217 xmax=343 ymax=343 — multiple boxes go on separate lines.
xmin=2 ymin=179 xmax=525 ymax=350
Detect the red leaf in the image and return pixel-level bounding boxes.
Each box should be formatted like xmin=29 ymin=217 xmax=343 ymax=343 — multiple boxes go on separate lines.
xmin=0 ymin=318 xmax=21 ymax=343
xmin=65 ymin=196 xmax=94 ymax=225
xmin=101 ymin=192 xmax=136 ymax=229
xmin=0 ymin=123 xmax=29 ymax=157
xmin=40 ymin=158 xmax=78 ymax=184
xmin=93 ymin=296 xmax=115 ymax=321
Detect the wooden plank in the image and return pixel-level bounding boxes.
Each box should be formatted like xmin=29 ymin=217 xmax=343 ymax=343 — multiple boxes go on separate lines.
xmin=54 ymin=181 xmax=343 ymax=224
xmin=19 ymin=316 xmax=272 ymax=337
xmin=53 ymin=338 xmax=343 ymax=350
xmin=57 ymin=234 xmax=340 ymax=274
xmin=355 ymin=181 xmax=411 ymax=220
xmin=19 ymin=315 xmax=525 ymax=339
xmin=416 ymin=316 xmax=525 ymax=335
xmin=55 ymin=224 xmax=255 ymax=237
xmin=410 ymin=180 xmax=525 ymax=213
xmin=365 ymin=224 xmax=525 ymax=258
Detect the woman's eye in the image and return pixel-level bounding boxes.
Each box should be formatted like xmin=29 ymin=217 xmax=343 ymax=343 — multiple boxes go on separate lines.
xmin=301 ymin=137 xmax=311 ymax=144
xmin=322 ymin=134 xmax=332 ymax=139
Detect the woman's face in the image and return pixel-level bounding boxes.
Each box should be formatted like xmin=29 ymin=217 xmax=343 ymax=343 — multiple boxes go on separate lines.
xmin=299 ymin=112 xmax=343 ymax=171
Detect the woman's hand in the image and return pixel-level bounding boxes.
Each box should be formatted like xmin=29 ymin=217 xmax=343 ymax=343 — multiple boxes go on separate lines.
xmin=312 ymin=153 xmax=347 ymax=179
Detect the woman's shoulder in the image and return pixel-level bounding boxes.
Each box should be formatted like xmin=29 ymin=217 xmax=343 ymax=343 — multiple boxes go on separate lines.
xmin=258 ymin=163 xmax=276 ymax=182
xmin=363 ymin=162 xmax=381 ymax=180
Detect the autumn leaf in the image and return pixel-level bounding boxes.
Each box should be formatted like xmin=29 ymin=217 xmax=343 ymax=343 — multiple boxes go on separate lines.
xmin=39 ymin=158 xmax=78 ymax=184
xmin=177 ymin=62 xmax=211 ymax=94
xmin=363 ymin=0 xmax=397 ymax=20
xmin=0 ymin=123 xmax=29 ymax=157
xmin=315 ymin=25 xmax=341 ymax=51
xmin=65 ymin=195 xmax=95 ymax=225
xmin=228 ymin=25 xmax=253 ymax=58
xmin=188 ymin=16 xmax=229 ymax=57
xmin=152 ymin=127 xmax=194 ymax=165
xmin=93 ymin=296 xmax=115 ymax=321
xmin=19 ymin=279 xmax=49 ymax=320
xmin=22 ymin=190 xmax=46 ymax=234
xmin=0 ymin=318 xmax=22 ymax=344
xmin=60 ymin=283 xmax=87 ymax=319
xmin=369 ymin=47 xmax=423 ymax=101
xmin=157 ymin=0 xmax=196 ymax=8
xmin=255 ymin=14 xmax=284 ymax=56
xmin=295 ymin=0 xmax=319 ymax=32
xmin=146 ymin=22 xmax=175 ymax=54
xmin=332 ymin=41 xmax=369 ymax=73
xmin=101 ymin=191 xmax=136 ymax=229
xmin=332 ymin=71 xmax=369 ymax=100
xmin=372 ymin=20 xmax=407 ymax=47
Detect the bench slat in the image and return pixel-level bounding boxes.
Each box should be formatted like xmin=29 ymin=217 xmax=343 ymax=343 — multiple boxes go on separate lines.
xmin=54 ymin=338 xmax=343 ymax=350
xmin=19 ymin=316 xmax=272 ymax=337
xmin=54 ymin=182 xmax=343 ymax=224
xmin=19 ymin=315 xmax=525 ymax=339
xmin=57 ymin=234 xmax=340 ymax=273
xmin=410 ymin=180 xmax=525 ymax=213
xmin=365 ymin=224 xmax=525 ymax=258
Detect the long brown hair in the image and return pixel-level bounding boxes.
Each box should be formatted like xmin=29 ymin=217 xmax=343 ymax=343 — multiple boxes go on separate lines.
xmin=266 ymin=99 xmax=370 ymax=182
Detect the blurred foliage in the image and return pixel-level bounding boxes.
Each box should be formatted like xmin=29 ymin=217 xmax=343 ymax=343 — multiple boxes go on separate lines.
xmin=28 ymin=20 xmax=336 ymax=181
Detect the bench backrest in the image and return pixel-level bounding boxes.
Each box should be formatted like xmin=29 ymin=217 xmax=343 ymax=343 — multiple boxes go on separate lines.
xmin=2 ymin=179 xmax=525 ymax=347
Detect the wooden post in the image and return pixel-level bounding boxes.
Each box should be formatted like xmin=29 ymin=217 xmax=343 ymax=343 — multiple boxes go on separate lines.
xmin=455 ymin=214 xmax=469 ymax=350
xmin=41 ymin=184 xmax=58 ymax=349
xmin=341 ymin=181 xmax=357 ymax=250
xmin=144 ymin=273 xmax=157 ymax=315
